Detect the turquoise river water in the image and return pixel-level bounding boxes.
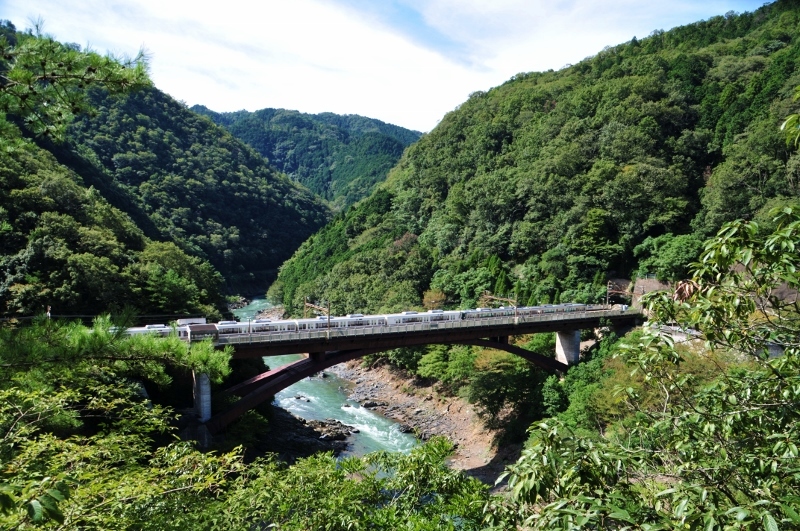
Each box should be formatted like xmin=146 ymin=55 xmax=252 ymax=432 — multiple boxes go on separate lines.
xmin=231 ymin=299 xmax=417 ymax=456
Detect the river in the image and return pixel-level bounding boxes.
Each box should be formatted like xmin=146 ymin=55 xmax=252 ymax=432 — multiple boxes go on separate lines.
xmin=231 ymin=299 xmax=417 ymax=456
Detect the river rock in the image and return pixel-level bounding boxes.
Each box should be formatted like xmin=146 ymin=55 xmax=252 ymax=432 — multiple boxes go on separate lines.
xmin=226 ymin=296 xmax=250 ymax=311
xmin=307 ymin=419 xmax=352 ymax=442
xmin=251 ymin=408 xmax=349 ymax=463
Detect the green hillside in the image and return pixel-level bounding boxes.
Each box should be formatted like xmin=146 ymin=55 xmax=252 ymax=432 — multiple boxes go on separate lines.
xmin=0 ymin=27 xmax=228 ymax=317
xmin=0 ymin=23 xmax=330 ymax=317
xmin=192 ymin=106 xmax=422 ymax=210
xmin=62 ymin=91 xmax=331 ymax=291
xmin=274 ymin=0 xmax=800 ymax=316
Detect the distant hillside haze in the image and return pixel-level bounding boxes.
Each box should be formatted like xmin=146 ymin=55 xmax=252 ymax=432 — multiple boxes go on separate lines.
xmin=192 ymin=105 xmax=422 ymax=210
xmin=273 ymin=0 xmax=800 ymax=316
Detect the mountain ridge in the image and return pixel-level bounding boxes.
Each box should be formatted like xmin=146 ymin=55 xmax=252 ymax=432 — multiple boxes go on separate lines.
xmin=192 ymin=105 xmax=422 ymax=210
xmin=272 ymin=0 xmax=800 ymax=316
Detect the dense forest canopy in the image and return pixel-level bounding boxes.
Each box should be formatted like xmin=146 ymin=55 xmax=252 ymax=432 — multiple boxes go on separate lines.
xmin=192 ymin=105 xmax=422 ymax=210
xmin=2 ymin=6 xmax=800 ymax=530
xmin=2 ymin=204 xmax=798 ymax=529
xmin=0 ymin=21 xmax=331 ymax=317
xmin=273 ymin=0 xmax=800 ymax=317
xmin=65 ymin=90 xmax=331 ymax=290
xmin=0 ymin=22 xmax=226 ymax=317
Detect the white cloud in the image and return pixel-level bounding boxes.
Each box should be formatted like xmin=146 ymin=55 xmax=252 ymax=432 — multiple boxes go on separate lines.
xmin=3 ymin=0 xmax=767 ymax=131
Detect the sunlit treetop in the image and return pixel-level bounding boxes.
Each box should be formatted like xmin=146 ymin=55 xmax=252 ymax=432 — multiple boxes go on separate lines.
xmin=782 ymin=85 xmax=800 ymax=147
xmin=0 ymin=21 xmax=151 ymax=141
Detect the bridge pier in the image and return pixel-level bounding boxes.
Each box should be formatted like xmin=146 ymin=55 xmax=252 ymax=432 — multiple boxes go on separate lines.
xmin=555 ymin=330 xmax=581 ymax=365
xmin=193 ymin=371 xmax=212 ymax=422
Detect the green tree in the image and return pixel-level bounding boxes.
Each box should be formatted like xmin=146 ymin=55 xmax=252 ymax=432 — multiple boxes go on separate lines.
xmin=489 ymin=206 xmax=800 ymax=529
xmin=782 ymin=85 xmax=800 ymax=146
xmin=0 ymin=316 xmax=233 ymax=527
xmin=633 ymin=232 xmax=705 ymax=280
xmin=0 ymin=317 xmax=489 ymax=529
xmin=0 ymin=22 xmax=150 ymax=140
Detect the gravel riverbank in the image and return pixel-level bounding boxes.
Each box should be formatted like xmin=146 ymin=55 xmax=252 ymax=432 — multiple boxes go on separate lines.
xmin=328 ymin=361 xmax=520 ymax=485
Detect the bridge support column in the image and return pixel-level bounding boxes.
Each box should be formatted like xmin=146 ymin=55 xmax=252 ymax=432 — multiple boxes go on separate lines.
xmin=193 ymin=371 xmax=212 ymax=422
xmin=555 ymin=330 xmax=581 ymax=366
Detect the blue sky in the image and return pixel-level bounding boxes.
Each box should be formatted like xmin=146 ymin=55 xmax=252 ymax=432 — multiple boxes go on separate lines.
xmin=3 ymin=0 xmax=769 ymax=131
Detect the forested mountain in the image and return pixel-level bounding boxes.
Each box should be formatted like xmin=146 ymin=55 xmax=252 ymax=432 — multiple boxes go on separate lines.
xmin=0 ymin=23 xmax=330 ymax=317
xmin=0 ymin=119 xmax=228 ymax=317
xmin=273 ymin=0 xmax=800 ymax=316
xmin=2 ymin=11 xmax=800 ymax=530
xmin=192 ymin=106 xmax=422 ymax=210
xmin=65 ymin=90 xmax=331 ymax=288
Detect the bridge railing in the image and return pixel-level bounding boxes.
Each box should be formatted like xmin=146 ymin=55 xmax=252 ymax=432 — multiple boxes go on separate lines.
xmin=215 ymin=309 xmax=634 ymax=347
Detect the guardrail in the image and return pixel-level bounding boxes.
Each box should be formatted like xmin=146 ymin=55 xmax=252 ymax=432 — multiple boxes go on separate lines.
xmin=215 ymin=309 xmax=634 ymax=347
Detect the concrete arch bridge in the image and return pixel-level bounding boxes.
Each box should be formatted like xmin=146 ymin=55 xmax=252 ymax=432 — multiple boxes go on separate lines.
xmin=196 ymin=307 xmax=642 ymax=434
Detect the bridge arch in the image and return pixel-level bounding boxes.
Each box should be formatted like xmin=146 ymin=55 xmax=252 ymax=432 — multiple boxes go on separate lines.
xmin=204 ymin=339 xmax=568 ymax=434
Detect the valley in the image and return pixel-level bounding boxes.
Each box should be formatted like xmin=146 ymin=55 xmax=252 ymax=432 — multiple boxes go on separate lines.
xmin=2 ymin=2 xmax=800 ymax=527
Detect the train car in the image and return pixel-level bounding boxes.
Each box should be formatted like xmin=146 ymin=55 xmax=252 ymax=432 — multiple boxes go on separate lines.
xmin=562 ymin=303 xmax=588 ymax=312
xmin=249 ymin=319 xmax=296 ymax=333
xmin=290 ymin=315 xmax=354 ymax=331
xmin=187 ymin=323 xmax=219 ymax=342
xmin=462 ymin=307 xmax=515 ymax=319
xmin=126 ymin=323 xmax=174 ymax=337
xmin=173 ymin=318 xmax=204 ymax=340
xmin=427 ymin=309 xmax=462 ymax=323
xmin=384 ymin=311 xmax=428 ymax=325
xmin=291 ymin=317 xmax=323 ymax=331
xmin=216 ymin=320 xmax=248 ymax=335
xmin=343 ymin=314 xmax=387 ymax=327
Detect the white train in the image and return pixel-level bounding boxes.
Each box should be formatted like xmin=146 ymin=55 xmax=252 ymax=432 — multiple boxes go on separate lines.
xmin=123 ymin=303 xmax=607 ymax=341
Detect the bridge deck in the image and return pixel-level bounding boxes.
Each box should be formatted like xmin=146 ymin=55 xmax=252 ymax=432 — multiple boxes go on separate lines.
xmin=202 ymin=308 xmax=642 ymax=433
xmin=218 ymin=308 xmax=641 ymax=358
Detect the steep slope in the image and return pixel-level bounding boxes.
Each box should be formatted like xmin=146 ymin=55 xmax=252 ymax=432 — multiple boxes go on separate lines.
xmin=273 ymin=1 xmax=800 ymax=315
xmin=61 ymin=89 xmax=331 ymax=290
xmin=192 ymin=106 xmax=422 ymax=210
xmin=0 ymin=117 xmax=226 ymax=317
